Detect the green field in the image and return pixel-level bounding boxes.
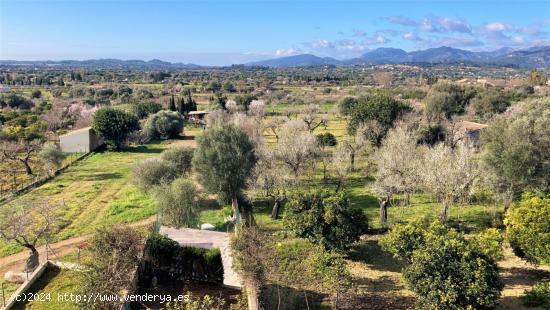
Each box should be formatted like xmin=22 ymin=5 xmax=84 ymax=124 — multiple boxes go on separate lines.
xmin=0 ymin=144 xmax=169 ymax=257
xmin=12 ymin=266 xmax=80 ymax=310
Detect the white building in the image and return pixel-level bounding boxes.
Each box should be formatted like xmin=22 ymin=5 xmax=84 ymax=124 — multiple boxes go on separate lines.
xmin=59 ymin=127 xmax=104 ymax=153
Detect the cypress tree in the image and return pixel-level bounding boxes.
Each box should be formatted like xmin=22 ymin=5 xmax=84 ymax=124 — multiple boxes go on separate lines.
xmin=169 ymin=95 xmax=176 ymax=111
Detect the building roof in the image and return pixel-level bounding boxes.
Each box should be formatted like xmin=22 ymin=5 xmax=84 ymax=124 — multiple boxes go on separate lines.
xmin=59 ymin=126 xmax=93 ymax=138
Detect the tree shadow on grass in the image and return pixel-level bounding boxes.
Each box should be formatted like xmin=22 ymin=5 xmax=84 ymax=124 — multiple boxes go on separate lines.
xmin=121 ymin=145 xmax=164 ymax=154
xmin=79 ymin=172 xmax=123 ymax=181
xmin=348 ymin=238 xmax=406 ymax=273
xmin=341 ymin=294 xmax=415 ymax=310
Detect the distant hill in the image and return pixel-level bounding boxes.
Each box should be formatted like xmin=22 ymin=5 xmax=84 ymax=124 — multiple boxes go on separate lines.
xmin=2 ymin=46 xmax=549 ymax=69
xmin=246 ymin=54 xmax=341 ymax=68
xmin=0 ymin=59 xmax=201 ymax=70
xmin=251 ymin=46 xmax=550 ymax=68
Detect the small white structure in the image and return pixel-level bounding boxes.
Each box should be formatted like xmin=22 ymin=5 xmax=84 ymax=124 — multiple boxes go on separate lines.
xmin=59 ymin=127 xmax=104 ymax=153
xmin=159 ymin=226 xmax=241 ymax=289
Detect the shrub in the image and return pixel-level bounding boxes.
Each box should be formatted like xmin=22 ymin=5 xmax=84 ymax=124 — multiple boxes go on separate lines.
xmin=470 ymin=88 xmax=510 ymax=118
xmin=39 ymin=143 xmax=66 ymax=171
xmin=379 ymin=219 xmax=436 ymax=262
xmin=347 ymin=94 xmax=410 ymax=145
xmin=161 ymin=146 xmax=194 ymax=176
xmin=403 ymin=230 xmax=503 ymax=309
xmin=284 ymin=190 xmax=368 ymax=251
xmin=155 ymin=178 xmax=200 ymax=228
xmin=338 ymin=97 xmax=358 ymax=116
xmin=505 ymin=194 xmax=550 ymax=265
xmin=31 ymin=89 xmax=42 ymax=99
xmin=131 ymin=101 xmax=162 ymax=119
xmin=522 ymin=281 xmax=550 ymax=308
xmin=91 ymin=107 xmax=139 ymax=149
xmin=316 ymin=132 xmax=337 ymax=148
xmin=133 ymin=158 xmax=178 ymax=192
xmin=473 ymin=228 xmax=504 ymax=261
xmin=144 ymin=110 xmax=184 ymax=140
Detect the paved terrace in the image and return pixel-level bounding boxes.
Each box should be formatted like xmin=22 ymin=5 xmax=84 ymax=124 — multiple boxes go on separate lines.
xmin=159 ymin=226 xmax=241 ymax=289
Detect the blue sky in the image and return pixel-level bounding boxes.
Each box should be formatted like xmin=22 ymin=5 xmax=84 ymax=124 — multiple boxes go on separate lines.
xmin=1 ymin=0 xmax=549 ymax=65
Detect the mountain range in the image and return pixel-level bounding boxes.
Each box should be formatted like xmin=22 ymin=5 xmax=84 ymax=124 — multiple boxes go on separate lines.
xmin=1 ymin=46 xmax=549 ymax=69
xmin=247 ymin=46 xmax=550 ymax=68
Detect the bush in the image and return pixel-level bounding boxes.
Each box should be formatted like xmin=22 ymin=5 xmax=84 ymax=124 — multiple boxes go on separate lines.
xmin=425 ymin=83 xmax=475 ymax=120
xmin=284 ymin=190 xmax=368 ymax=251
xmin=31 ymin=89 xmax=42 ymax=99
xmin=381 ymin=221 xmax=503 ymax=309
xmin=161 ymin=146 xmax=194 ymax=176
xmin=316 ymin=132 xmax=337 ymax=148
xmin=155 ymin=178 xmax=200 ymax=228
xmin=403 ymin=230 xmax=503 ymax=309
xmin=338 ymin=97 xmax=358 ymax=116
xmin=505 ymin=194 xmax=550 ymax=265
xmin=474 ymin=228 xmax=504 ymax=261
xmin=144 ymin=110 xmax=184 ymax=140
xmin=131 ymin=101 xmax=162 ymax=119
xmin=347 ymin=94 xmax=410 ymax=145
xmin=470 ymin=88 xmax=510 ymax=118
xmin=133 ymin=158 xmax=178 ymax=192
xmin=522 ymin=281 xmax=550 ymax=308
xmin=91 ymin=107 xmax=139 ymax=149
xmin=39 ymin=143 xmax=66 ymax=171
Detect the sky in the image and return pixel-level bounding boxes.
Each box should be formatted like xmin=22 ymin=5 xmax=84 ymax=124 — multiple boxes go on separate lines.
xmin=0 ymin=0 xmax=549 ymax=65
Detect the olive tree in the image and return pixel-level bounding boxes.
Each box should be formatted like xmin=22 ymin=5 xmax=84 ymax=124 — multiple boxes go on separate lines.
xmin=132 ymin=158 xmax=179 ymax=192
xmin=144 ymin=110 xmax=184 ymax=140
xmin=301 ymin=104 xmax=328 ymax=133
xmin=481 ymin=98 xmax=550 ymax=208
xmin=39 ymin=143 xmax=66 ymax=173
xmin=160 ymin=146 xmax=194 ymax=176
xmin=155 ymin=178 xmax=201 ymax=228
xmin=193 ymin=123 xmax=257 ymax=222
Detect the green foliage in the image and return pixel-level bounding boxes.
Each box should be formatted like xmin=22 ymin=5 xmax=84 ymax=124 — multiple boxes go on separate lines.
xmin=39 ymin=143 xmax=66 ymax=171
xmin=223 ymin=81 xmax=236 ymax=93
xmin=161 ymin=146 xmax=194 ymax=176
xmin=337 ymin=96 xmax=358 ymax=116
xmin=522 ymin=281 xmax=550 ymax=308
xmin=481 ymin=98 xmax=550 ymax=197
xmin=470 ymin=87 xmax=510 ymax=118
xmin=308 ymin=249 xmax=352 ymax=297
xmin=234 ymin=93 xmax=257 ymax=111
xmin=192 ymin=123 xmax=257 ymax=202
xmin=144 ymin=110 xmax=184 ymax=140
xmin=91 ymin=107 xmax=139 ymax=149
xmin=205 ymin=80 xmax=222 ymax=92
xmin=131 ymin=101 xmax=162 ymax=119
xmin=132 ymin=158 xmax=179 ymax=192
xmin=231 ymin=226 xmax=269 ymax=288
xmin=505 ymin=194 xmax=550 ymax=265
xmin=473 ymin=228 xmax=504 ymax=261
xmin=528 ymin=69 xmax=548 ymax=86
xmin=425 ymin=82 xmax=475 ymax=120
xmin=284 ymin=190 xmax=368 ymax=251
xmin=316 ymin=132 xmax=337 ymax=148
xmin=381 ymin=221 xmax=503 ymax=309
xmin=379 ymin=219 xmax=435 ymax=262
xmin=80 ymin=227 xmax=143 ymax=310
xmin=156 ymin=177 xmax=200 ymax=228
xmin=31 ymin=89 xmax=42 ymax=99
xmin=417 ymin=123 xmax=445 ymax=146
xmin=0 ymin=93 xmax=33 ymax=109
xmin=347 ymin=94 xmax=410 ymax=145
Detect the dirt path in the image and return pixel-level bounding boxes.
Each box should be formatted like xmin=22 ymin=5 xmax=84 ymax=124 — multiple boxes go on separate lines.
xmin=0 ymin=216 xmax=156 ymax=275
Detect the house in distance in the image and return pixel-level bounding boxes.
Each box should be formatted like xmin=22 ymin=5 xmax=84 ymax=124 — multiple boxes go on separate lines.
xmin=59 ymin=127 xmax=104 ymax=153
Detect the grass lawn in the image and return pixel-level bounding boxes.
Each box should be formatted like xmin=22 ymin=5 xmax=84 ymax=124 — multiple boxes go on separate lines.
xmin=0 ymin=143 xmax=174 ymax=257
xmin=12 ymin=266 xmax=80 ymax=310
